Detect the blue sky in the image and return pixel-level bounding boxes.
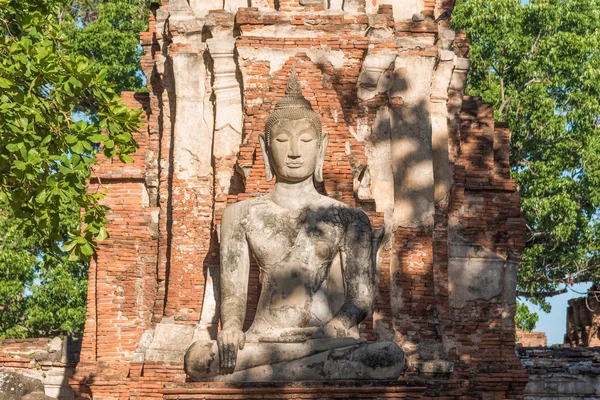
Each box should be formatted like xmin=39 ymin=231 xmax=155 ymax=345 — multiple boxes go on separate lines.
xmin=522 ymin=282 xmax=592 ymax=345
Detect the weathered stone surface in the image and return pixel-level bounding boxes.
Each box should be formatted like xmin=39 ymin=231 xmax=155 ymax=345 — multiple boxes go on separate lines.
xmin=417 ymin=342 xmax=448 ymax=361
xmin=416 ymin=360 xmax=453 ymax=374
xmin=390 ymin=55 xmax=436 ymax=229
xmin=209 ymin=341 xmax=405 ymax=382
xmin=21 ymin=392 xmax=56 ymax=400
xmin=185 ymin=67 xmax=403 ymax=381
xmin=520 ymin=347 xmax=600 ymax=399
xmin=0 ymin=371 xmax=45 ymax=400
xmin=140 ymin=324 xmax=195 ymax=362
xmin=47 ymin=338 xmax=62 ymax=354
xmin=0 ymin=337 xmax=78 ymax=399
xmin=32 ymin=337 xmax=66 ymax=364
xmin=448 ymin=233 xmax=506 ymax=308
xmin=187 ymin=0 xmax=220 ymax=18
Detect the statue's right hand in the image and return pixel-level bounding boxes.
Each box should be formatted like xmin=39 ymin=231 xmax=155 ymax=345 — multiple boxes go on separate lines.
xmin=217 ymin=327 xmax=245 ymax=372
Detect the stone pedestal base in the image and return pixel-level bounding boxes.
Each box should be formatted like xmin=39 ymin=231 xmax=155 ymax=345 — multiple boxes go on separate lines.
xmin=162 ymin=381 xmax=428 ymax=399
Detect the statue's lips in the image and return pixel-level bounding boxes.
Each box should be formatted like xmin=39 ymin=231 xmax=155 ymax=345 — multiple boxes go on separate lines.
xmin=285 ymin=163 xmax=304 ymax=168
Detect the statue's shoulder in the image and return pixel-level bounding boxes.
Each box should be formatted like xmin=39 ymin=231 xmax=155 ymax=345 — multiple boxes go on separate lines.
xmin=317 ymin=195 xmax=372 ymax=231
xmin=222 ymin=196 xmax=272 ymax=222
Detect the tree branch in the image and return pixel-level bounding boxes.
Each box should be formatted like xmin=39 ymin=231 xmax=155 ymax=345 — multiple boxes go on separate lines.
xmin=517 ymin=288 xmax=568 ymax=298
xmin=527 ymin=29 xmax=542 ymax=63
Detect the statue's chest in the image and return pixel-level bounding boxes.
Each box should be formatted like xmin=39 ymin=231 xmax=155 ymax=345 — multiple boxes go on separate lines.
xmin=246 ymin=208 xmax=343 ymax=268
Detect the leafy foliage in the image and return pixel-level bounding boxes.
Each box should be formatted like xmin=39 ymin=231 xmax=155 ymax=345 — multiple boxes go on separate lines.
xmin=453 ymin=0 xmax=600 ymax=307
xmin=0 ymin=0 xmax=141 ymax=261
xmin=0 ymin=212 xmax=87 ymax=338
xmin=515 ymin=301 xmax=539 ymax=332
xmin=60 ymin=0 xmax=149 ymax=93
xmin=0 ymin=0 xmax=145 ymax=337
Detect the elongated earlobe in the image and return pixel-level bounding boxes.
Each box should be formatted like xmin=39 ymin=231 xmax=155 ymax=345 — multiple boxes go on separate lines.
xmin=314 ymin=134 xmax=329 ymax=183
xmin=258 ymin=134 xmax=274 ymax=182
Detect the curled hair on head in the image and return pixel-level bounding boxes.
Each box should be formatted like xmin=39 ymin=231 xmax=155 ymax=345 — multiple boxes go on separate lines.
xmin=264 ymin=64 xmax=323 ymax=147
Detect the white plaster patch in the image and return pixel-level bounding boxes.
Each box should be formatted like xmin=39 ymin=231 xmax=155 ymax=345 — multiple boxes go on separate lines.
xmin=362 ymin=107 xmax=394 ymax=218
xmin=243 ymin=24 xmax=327 ymax=38
xmin=404 ymin=159 xmax=435 ymax=190
xmin=141 ymin=185 xmax=150 ymax=208
xmin=306 ymin=48 xmax=345 ymax=69
xmin=357 ymin=52 xmax=396 ymax=101
xmin=395 ymin=36 xmax=435 ymax=49
xmin=238 ymin=47 xmax=345 ymax=74
xmin=237 ymin=47 xmax=297 ymax=74
xmin=172 ymin=52 xmax=215 ymax=180
xmin=389 ymin=55 xmax=436 ymax=229
xmin=448 ymin=234 xmax=506 ymax=309
xmin=329 ymin=0 xmax=344 ymax=9
xmin=379 ymin=0 xmax=424 ymax=21
xmin=224 ymin=0 xmax=249 ymax=13
xmin=187 ymin=0 xmax=221 ymax=18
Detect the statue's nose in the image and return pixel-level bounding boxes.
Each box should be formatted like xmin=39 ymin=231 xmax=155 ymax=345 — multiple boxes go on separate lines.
xmin=288 ymin=139 xmax=301 ymax=158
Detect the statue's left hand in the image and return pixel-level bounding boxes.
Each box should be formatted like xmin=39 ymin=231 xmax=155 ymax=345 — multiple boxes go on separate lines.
xmin=321 ymin=318 xmax=349 ymax=338
xmin=217 ymin=327 xmax=245 ymax=372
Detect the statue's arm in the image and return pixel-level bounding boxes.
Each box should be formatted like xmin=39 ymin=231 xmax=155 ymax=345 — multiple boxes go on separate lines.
xmin=218 ymin=203 xmax=250 ymax=370
xmin=326 ymin=209 xmax=374 ymax=336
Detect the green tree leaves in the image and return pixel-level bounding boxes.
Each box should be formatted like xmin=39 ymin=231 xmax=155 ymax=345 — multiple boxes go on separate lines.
xmin=0 ymin=0 xmax=146 ymax=338
xmin=0 ymin=213 xmax=37 ymax=338
xmin=515 ymin=301 xmax=539 ymax=332
xmin=60 ymin=0 xmax=149 ymax=93
xmin=0 ymin=2 xmax=142 ymax=261
xmin=0 ymin=211 xmax=87 ymax=338
xmin=453 ymin=0 xmax=600 ymax=305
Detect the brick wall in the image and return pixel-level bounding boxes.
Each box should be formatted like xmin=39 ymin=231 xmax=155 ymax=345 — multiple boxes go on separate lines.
xmin=516 ymin=330 xmax=548 ymax=347
xmin=519 ymin=347 xmax=600 ymax=399
xmin=79 ymin=92 xmax=158 ymax=365
xmin=0 ymin=337 xmax=80 ymax=399
xmin=68 ymin=0 xmax=529 ymax=398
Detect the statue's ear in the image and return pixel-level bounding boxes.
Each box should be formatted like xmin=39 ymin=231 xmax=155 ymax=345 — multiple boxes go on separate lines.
xmin=314 ymin=133 xmax=329 ymax=183
xmin=258 ymin=134 xmax=274 ymax=182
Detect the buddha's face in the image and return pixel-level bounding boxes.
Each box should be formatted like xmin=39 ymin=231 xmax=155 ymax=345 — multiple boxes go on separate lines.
xmin=268 ymin=118 xmax=320 ymax=182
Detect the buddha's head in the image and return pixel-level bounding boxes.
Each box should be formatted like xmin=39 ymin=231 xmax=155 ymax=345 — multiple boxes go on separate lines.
xmin=259 ymin=65 xmax=328 ymax=183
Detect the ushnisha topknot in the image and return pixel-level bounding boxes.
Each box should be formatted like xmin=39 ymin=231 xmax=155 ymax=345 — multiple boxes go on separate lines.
xmin=264 ymin=64 xmax=323 ymax=147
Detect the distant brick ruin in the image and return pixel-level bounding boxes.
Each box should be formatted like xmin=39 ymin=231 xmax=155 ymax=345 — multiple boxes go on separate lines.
xmin=519 ymin=347 xmax=600 ymax=399
xmin=516 ymin=330 xmax=547 ymax=347
xmin=566 ymin=285 xmax=600 ymax=347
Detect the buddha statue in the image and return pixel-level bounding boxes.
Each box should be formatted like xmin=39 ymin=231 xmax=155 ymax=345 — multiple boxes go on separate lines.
xmin=184 ymin=66 xmax=404 ymax=382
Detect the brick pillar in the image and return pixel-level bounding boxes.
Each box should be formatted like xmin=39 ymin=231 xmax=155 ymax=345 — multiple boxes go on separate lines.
xmin=77 ymin=93 xmax=159 ymax=366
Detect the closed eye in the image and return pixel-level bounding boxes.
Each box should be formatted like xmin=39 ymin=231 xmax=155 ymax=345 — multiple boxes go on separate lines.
xmin=300 ymin=134 xmax=315 ymax=143
xmin=275 ymin=137 xmax=289 ymax=143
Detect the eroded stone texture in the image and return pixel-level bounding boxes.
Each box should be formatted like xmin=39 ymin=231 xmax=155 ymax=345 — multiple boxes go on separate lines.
xmin=390 ymin=55 xmax=436 ymax=230
xmin=0 ymin=337 xmax=79 ymax=400
xmin=184 ymin=68 xmax=403 ymax=381
xmin=448 ymin=233 xmax=506 ymax=309
xmin=207 ymin=341 xmax=405 ymax=382
xmin=519 ymin=347 xmax=600 ymax=400
xmin=0 ymin=371 xmax=46 ymax=400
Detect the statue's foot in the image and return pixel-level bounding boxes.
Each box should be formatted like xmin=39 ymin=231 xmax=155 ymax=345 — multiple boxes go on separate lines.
xmin=210 ymin=341 xmax=405 ymax=382
xmin=184 ymin=337 xmax=364 ymax=380
xmin=184 ymin=340 xmax=219 ymax=380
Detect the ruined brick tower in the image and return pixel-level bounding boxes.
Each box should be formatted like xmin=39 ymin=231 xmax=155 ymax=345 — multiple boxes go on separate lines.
xmin=69 ymin=0 xmax=528 ymax=398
